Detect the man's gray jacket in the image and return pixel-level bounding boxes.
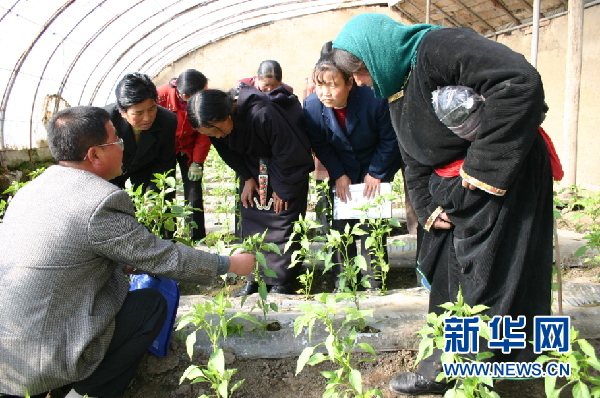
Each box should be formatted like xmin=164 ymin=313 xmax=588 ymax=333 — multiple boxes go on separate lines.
xmin=0 ymin=165 xmax=229 ymax=395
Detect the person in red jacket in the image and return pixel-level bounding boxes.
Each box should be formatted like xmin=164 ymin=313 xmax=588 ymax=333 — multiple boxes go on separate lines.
xmin=157 ymin=69 xmax=211 ymax=241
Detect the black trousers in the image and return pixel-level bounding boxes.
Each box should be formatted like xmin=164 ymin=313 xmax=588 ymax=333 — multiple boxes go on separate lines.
xmin=177 ymin=153 xmax=206 ymax=241
xmin=71 ymin=289 xmax=167 ymax=397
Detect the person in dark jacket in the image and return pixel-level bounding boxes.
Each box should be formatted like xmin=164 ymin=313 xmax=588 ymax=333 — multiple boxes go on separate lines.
xmin=333 ymin=13 xmax=553 ymax=396
xmin=187 ymin=84 xmax=314 ymax=295
xmin=106 ymin=72 xmax=176 ymax=192
xmin=303 ymin=54 xmax=402 ymax=292
xmin=157 ymin=69 xmax=211 ymax=241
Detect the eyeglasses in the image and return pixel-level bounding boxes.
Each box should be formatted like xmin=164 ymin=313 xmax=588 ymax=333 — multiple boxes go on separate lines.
xmin=95 ymin=138 xmax=125 ymax=150
xmin=83 ymin=138 xmax=124 ymax=160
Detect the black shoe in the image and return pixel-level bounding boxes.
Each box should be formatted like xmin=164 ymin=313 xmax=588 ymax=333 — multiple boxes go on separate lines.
xmin=269 ymin=284 xmax=294 ymax=294
xmin=389 ymin=372 xmax=450 ymax=396
xmin=233 ymin=281 xmax=259 ymax=297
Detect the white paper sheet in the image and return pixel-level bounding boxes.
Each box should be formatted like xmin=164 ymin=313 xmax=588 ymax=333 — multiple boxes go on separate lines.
xmin=332 ymin=183 xmax=393 ymax=220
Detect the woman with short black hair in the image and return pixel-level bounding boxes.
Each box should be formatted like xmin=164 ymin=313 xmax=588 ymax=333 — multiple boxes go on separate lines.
xmin=106 ymin=72 xmax=176 ymax=192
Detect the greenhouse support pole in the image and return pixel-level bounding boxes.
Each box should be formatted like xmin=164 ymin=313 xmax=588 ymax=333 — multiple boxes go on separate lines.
xmin=562 ymin=0 xmax=584 ymax=186
xmin=530 ymin=0 xmax=540 ymax=68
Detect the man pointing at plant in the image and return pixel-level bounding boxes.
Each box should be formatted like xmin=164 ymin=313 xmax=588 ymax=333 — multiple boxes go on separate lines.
xmin=0 ymin=106 xmax=255 ymax=398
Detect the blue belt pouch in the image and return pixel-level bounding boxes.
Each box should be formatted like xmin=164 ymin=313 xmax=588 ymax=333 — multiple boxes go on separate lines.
xmin=129 ymin=274 xmax=180 ymax=357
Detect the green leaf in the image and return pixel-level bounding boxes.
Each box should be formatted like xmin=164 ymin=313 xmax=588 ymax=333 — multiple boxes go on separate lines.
xmin=389 ymin=218 xmax=401 ymax=227
xmin=573 ymin=381 xmax=592 ymax=398
xmin=186 ymin=331 xmax=196 ymax=360
xmin=258 ymin=283 xmax=268 ymax=300
xmin=544 ymin=377 xmax=561 ymax=398
xmin=574 ymin=245 xmax=589 ymax=258
xmin=180 ymin=364 xmax=204 ymax=382
xmin=578 ymin=339 xmax=598 ymax=360
xmin=321 ymin=370 xmax=336 ymax=380
xmin=349 ymin=368 xmax=363 ymax=393
xmin=475 ymin=351 xmax=495 ymax=361
xmin=211 ymin=349 xmax=226 ymax=374
xmin=265 ymin=242 xmax=282 ymax=254
xmin=307 ymin=352 xmax=328 ymax=366
xmin=357 ymin=343 xmax=377 ymax=355
xmin=255 ymin=252 xmax=267 ymax=267
xmin=354 ymin=255 xmax=368 ymax=271
xmin=296 ymin=346 xmax=316 ymax=375
xmin=234 ymin=313 xmax=263 ymax=326
xmin=470 ymin=304 xmax=489 ymax=314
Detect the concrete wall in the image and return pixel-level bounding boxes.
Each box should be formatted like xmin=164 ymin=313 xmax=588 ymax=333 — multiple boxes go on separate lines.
xmin=155 ymin=4 xmax=600 ymax=188
xmin=496 ymin=5 xmax=600 ymax=189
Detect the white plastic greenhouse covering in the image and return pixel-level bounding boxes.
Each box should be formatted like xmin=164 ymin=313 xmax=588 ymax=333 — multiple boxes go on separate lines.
xmin=0 ymin=0 xmax=384 ymax=151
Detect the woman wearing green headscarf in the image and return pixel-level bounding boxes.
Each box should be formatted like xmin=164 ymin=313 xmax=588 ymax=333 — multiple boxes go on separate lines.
xmin=333 ymin=13 xmax=554 ymax=396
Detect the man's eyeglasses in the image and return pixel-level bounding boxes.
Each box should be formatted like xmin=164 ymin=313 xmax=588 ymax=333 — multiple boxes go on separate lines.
xmin=83 ymin=138 xmax=124 ymax=160
xmin=94 ymin=138 xmax=125 ymax=150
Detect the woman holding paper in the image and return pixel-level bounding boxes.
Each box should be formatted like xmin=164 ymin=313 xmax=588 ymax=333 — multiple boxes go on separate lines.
xmin=303 ymin=54 xmax=402 ymax=292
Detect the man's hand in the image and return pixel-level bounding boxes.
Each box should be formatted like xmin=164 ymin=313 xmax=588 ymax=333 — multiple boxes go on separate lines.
xmin=188 ymin=162 xmax=203 ymax=181
xmin=335 ymin=175 xmax=352 ymax=203
xmin=363 ymin=174 xmax=381 ymax=199
xmin=228 ymin=252 xmax=256 ymax=276
xmin=433 ymin=211 xmax=453 ymax=229
xmin=271 ymin=191 xmax=289 ymax=213
xmin=241 ymin=177 xmax=258 ymax=208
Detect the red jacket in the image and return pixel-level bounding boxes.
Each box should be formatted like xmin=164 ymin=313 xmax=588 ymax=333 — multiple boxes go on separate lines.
xmin=156 ymin=81 xmax=211 ymax=165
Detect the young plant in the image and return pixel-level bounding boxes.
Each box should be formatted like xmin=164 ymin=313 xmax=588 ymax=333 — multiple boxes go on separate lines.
xmin=180 ymin=348 xmax=243 ymax=398
xmin=284 ymin=214 xmax=330 ymax=299
xmin=233 ymin=231 xmax=281 ymax=325
xmin=354 ymin=192 xmax=400 ymax=294
xmin=203 ymin=147 xmax=238 ymax=240
xmin=414 ymin=287 xmax=496 ymax=398
xmin=324 ymin=222 xmax=369 ymax=310
xmin=536 ymin=328 xmax=600 ymax=398
xmin=177 ymin=289 xmax=262 ymax=398
xmin=314 ymin=179 xmax=332 ymax=236
xmin=294 ymin=292 xmax=383 ymax=398
xmin=126 ymin=171 xmax=196 ymax=246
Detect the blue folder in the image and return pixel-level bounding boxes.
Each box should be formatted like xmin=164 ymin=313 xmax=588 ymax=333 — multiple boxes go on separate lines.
xmin=129 ymin=274 xmax=180 ymax=358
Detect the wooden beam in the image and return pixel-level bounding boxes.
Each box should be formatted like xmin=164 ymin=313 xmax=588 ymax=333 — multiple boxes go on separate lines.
xmin=431 ymin=3 xmax=461 ymax=27
xmin=448 ymin=0 xmax=496 ymax=31
xmin=391 ymin=4 xmax=420 ymax=24
xmin=562 ymin=0 xmax=584 ymax=185
xmin=491 ymin=0 xmax=522 ymax=25
xmin=516 ymin=0 xmax=533 ymax=12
